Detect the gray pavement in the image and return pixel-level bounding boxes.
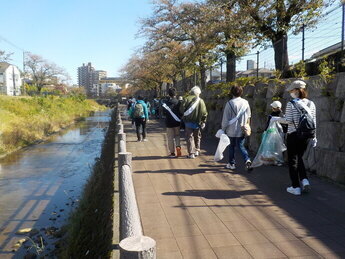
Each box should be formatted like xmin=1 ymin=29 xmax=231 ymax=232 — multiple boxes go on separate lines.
xmin=125 ymin=119 xmax=345 ymax=259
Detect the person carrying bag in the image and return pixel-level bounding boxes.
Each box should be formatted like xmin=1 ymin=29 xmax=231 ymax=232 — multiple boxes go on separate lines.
xmin=221 ymin=85 xmax=252 ymax=171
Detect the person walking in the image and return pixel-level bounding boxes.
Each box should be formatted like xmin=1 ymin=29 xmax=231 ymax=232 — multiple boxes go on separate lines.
xmin=180 ymin=86 xmax=208 ymax=159
xmin=162 ymin=88 xmax=182 ymax=157
xmin=130 ymin=96 xmax=149 ymax=142
xmin=221 ymin=85 xmax=252 ymax=171
xmin=283 ymin=80 xmax=316 ymax=195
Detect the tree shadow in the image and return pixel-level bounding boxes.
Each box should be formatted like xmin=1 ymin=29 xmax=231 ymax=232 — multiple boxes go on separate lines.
xmin=163 ymin=189 xmax=260 ymax=200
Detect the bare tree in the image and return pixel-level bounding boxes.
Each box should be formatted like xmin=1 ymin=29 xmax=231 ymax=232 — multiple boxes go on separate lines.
xmin=0 ymin=50 xmax=13 ymax=62
xmin=25 ymin=53 xmax=69 ymax=92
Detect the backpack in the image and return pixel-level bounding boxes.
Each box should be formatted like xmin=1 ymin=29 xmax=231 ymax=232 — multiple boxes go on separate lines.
xmin=291 ymin=100 xmax=316 ymax=140
xmin=133 ymin=103 xmax=144 ymax=118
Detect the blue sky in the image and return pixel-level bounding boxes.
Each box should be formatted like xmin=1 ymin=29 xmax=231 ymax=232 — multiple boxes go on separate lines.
xmin=0 ymin=0 xmax=153 ymax=84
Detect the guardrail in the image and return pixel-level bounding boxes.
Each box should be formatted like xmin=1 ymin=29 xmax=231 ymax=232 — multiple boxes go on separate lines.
xmin=115 ymin=108 xmax=156 ymax=259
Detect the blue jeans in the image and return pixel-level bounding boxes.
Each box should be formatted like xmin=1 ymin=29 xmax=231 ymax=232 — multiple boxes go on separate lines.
xmin=228 ymin=137 xmax=250 ymax=165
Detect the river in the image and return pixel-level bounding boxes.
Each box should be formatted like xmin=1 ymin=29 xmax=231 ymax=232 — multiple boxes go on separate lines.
xmin=0 ymin=110 xmax=112 ymax=258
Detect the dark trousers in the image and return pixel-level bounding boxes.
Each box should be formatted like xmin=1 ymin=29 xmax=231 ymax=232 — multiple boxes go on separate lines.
xmin=287 ymin=132 xmax=309 ymax=188
xmin=134 ymin=118 xmax=146 ymax=140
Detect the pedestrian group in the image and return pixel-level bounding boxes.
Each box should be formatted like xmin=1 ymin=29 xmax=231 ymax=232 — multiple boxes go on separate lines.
xmin=127 ymin=80 xmax=317 ymax=196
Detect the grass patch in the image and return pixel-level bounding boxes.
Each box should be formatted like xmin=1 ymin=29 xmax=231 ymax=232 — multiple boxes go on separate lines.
xmin=0 ymin=95 xmax=105 ymax=156
xmin=59 ymin=109 xmax=117 ymax=258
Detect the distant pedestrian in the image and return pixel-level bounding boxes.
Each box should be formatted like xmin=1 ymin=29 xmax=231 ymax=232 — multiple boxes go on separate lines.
xmin=221 ymin=85 xmax=252 ymax=171
xmin=130 ymin=96 xmax=149 ymax=142
xmin=145 ymin=99 xmax=151 ymax=116
xmin=180 ymin=86 xmax=208 ymax=159
xmin=283 ymin=80 xmax=316 ymax=195
xmin=162 ymin=88 xmax=182 ymax=157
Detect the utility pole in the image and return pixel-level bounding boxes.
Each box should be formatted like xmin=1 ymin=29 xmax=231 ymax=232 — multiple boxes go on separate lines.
xmin=341 ymin=0 xmax=345 ymax=59
xmin=256 ymin=51 xmax=260 ymax=78
xmin=302 ymin=24 xmax=305 ymax=62
xmin=12 ymin=65 xmax=16 ymax=96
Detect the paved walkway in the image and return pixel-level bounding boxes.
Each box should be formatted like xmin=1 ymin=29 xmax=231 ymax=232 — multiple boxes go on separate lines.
xmin=125 ymin=119 xmax=345 ymax=259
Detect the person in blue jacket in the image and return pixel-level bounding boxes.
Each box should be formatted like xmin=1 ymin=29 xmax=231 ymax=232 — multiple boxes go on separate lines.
xmin=130 ymin=96 xmax=149 ymax=142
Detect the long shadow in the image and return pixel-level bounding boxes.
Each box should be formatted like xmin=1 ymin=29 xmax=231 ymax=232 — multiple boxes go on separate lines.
xmin=133 ymin=168 xmax=216 ymax=176
xmin=163 ymin=189 xmax=260 ymax=200
xmin=199 ymin=135 xmax=345 ymax=256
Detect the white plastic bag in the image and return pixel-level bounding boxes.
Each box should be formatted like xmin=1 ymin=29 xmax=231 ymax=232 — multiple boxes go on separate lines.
xmin=252 ymin=121 xmax=286 ymax=168
xmin=214 ymin=134 xmax=231 ymax=162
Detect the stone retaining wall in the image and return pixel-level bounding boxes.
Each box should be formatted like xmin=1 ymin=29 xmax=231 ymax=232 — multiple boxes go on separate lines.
xmin=203 ymin=73 xmax=345 ymax=184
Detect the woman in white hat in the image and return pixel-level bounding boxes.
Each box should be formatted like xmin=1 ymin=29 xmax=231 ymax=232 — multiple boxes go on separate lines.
xmin=283 ymin=80 xmax=316 ymax=195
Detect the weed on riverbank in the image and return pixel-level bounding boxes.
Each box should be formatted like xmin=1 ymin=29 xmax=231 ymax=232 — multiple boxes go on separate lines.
xmin=58 ymin=109 xmax=116 ymax=258
xmin=0 ymin=95 xmax=105 ymax=156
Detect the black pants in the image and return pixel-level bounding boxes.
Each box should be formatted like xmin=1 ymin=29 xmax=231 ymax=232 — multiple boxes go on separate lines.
xmin=134 ymin=118 xmax=146 ymax=140
xmin=287 ymin=132 xmax=309 ymax=188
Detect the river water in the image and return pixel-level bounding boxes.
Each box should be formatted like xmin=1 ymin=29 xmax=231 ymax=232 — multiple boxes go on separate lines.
xmin=0 ymin=110 xmax=112 ymax=258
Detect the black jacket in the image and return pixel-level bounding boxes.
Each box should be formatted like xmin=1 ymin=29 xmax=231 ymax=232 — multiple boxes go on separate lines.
xmin=266 ymin=111 xmax=288 ymax=133
xmin=163 ymin=97 xmax=182 ymax=128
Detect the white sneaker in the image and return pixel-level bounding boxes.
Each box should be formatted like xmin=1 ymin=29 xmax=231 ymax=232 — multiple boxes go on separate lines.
xmin=188 ymin=154 xmax=195 ymax=159
xmin=226 ymin=163 xmax=236 ymax=170
xmin=195 ymin=151 xmax=200 ymax=157
xmin=301 ymin=179 xmax=311 ymax=192
xmin=287 ymin=186 xmax=301 ymax=196
xmin=142 ymin=138 xmax=148 ymax=142
xmin=245 ymin=160 xmax=253 ymax=171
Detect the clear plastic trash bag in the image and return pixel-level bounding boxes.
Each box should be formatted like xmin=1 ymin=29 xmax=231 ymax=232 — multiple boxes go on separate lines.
xmin=214 ymin=134 xmax=231 ymax=162
xmin=252 ymin=120 xmax=286 ymax=168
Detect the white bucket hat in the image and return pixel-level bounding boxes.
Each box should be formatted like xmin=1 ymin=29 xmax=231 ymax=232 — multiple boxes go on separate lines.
xmin=190 ymin=86 xmax=201 ymax=95
xmin=286 ymin=80 xmax=306 ymax=91
xmin=270 ymin=100 xmax=282 ymax=109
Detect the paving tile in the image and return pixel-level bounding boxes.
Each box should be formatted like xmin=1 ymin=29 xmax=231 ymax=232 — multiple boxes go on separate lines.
xmin=156 ymin=251 xmax=183 ymax=259
xmin=274 ymin=240 xmax=320 ymax=257
xmin=213 ymin=245 xmax=253 ymax=259
xmin=143 ymin=226 xmax=174 ymax=240
xmin=171 ymin=224 xmax=202 ymax=238
xmin=247 ymin=217 xmax=284 ymax=230
xmin=155 ymin=237 xmax=180 ymax=253
xmin=244 ymin=242 xmax=287 ymax=258
xmin=261 ymin=228 xmax=299 ymax=242
xmin=198 ymin=222 xmax=230 ymax=235
xmin=224 ymin=219 xmax=257 ymax=233
xmin=301 ymin=237 xmax=345 ymax=254
xmin=181 ymin=248 xmax=218 ymax=259
xmin=205 ymin=233 xmax=241 ymax=247
xmin=175 ymin=235 xmax=212 ymax=252
xmin=233 ymin=230 xmax=270 ymax=245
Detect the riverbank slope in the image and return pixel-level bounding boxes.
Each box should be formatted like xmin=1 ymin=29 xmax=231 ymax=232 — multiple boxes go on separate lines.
xmin=0 ymin=95 xmax=105 ymax=156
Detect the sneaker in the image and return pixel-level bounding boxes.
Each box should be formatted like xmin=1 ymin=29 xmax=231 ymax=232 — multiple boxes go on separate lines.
xmin=195 ymin=151 xmax=200 ymax=157
xmin=187 ymin=154 xmax=195 ymax=159
xmin=301 ymin=179 xmax=311 ymax=192
xmin=176 ymin=146 xmax=182 ymax=157
xmin=245 ymin=160 xmax=253 ymax=171
xmin=137 ymin=139 xmax=141 ymax=142
xmin=142 ymin=138 xmax=148 ymax=142
xmin=287 ymin=186 xmax=301 ymax=196
xmin=226 ymin=163 xmax=236 ymax=170
xmin=169 ymin=153 xmax=176 ymax=157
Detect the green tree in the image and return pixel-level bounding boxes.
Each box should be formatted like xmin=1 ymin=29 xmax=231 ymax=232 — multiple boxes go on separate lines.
xmin=234 ymin=0 xmax=335 ymax=73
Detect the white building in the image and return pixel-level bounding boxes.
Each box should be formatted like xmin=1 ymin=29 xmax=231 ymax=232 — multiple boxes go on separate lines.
xmin=0 ymin=62 xmax=22 ymax=96
xmin=92 ymin=82 xmax=121 ymax=96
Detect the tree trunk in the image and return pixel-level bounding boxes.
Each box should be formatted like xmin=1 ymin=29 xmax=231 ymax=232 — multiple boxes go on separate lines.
xmin=272 ymin=34 xmax=289 ymax=73
xmin=199 ymin=60 xmax=206 ymax=89
xmin=226 ymin=51 xmax=236 ymax=82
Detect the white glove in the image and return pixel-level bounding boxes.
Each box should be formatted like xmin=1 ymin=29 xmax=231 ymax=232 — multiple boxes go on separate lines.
xmin=200 ymin=123 xmax=205 ymax=129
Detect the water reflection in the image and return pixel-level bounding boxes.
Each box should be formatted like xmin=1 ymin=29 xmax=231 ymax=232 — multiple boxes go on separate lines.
xmin=0 ymin=110 xmax=112 ymax=257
